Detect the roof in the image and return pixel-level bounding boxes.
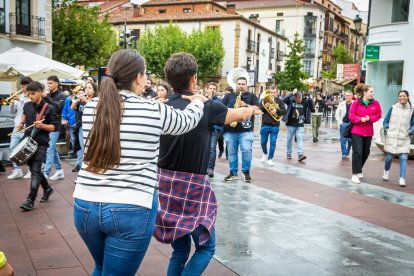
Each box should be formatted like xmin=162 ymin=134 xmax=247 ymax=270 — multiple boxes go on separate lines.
xmin=98 ymin=0 xmax=130 ymax=13
xmin=143 ymin=0 xmax=213 ymax=6
xmin=216 ymin=0 xmax=323 ymax=10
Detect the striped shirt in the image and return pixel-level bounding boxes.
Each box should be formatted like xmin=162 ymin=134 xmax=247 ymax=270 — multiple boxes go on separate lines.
xmin=73 ymin=90 xmax=204 ymax=209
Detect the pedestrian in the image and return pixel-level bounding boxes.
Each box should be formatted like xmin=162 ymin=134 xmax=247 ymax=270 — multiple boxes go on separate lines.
xmin=335 ymin=90 xmax=354 ymax=159
xmin=61 ymin=94 xmax=77 ymax=159
xmin=349 ymin=85 xmax=382 ymax=184
xmin=155 ymin=53 xmax=259 ymax=275
xmin=157 ymin=82 xmax=173 ymax=101
xmin=72 ymin=49 xmax=207 ymax=276
xmin=260 ymin=85 xmax=286 ymax=166
xmin=142 ymin=78 xmax=157 ymax=99
xmin=222 ymin=77 xmax=260 ymax=182
xmin=311 ymin=93 xmax=325 ymax=143
xmin=43 ymin=75 xmax=66 ymax=181
xmin=382 ymin=90 xmax=414 ymax=186
xmin=19 ymin=81 xmax=59 ymax=211
xmin=7 ymin=76 xmax=32 ymax=180
xmin=283 ymin=89 xmax=314 ymax=161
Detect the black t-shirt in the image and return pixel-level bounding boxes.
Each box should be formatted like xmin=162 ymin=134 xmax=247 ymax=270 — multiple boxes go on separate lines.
xmin=142 ymin=88 xmax=157 ymax=99
xmin=44 ymin=89 xmax=66 ymax=131
xmin=75 ymin=101 xmax=86 ymax=127
xmin=23 ymin=100 xmax=60 ymax=146
xmin=287 ymin=101 xmax=305 ymax=127
xmin=222 ymin=91 xmax=259 ymax=132
xmin=343 ymin=102 xmax=352 ymax=123
xmin=158 ymin=92 xmax=228 ymax=174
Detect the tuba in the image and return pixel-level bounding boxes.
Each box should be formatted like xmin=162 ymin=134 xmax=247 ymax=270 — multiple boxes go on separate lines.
xmin=260 ymin=90 xmax=283 ymax=122
xmin=227 ymin=68 xmax=250 ymax=127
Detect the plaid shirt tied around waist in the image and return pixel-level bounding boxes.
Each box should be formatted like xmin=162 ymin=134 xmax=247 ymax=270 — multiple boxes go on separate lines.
xmin=153 ymin=168 xmax=218 ymax=245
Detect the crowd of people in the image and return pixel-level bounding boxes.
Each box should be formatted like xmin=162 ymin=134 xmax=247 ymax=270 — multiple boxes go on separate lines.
xmin=1 ymin=49 xmax=413 ymax=275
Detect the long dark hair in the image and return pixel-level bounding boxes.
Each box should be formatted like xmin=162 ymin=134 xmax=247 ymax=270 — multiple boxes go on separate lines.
xmin=398 ymin=90 xmax=411 ymax=108
xmin=84 ymin=49 xmax=145 ymax=173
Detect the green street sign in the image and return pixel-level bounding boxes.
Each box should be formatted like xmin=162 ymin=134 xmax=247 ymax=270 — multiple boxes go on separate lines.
xmin=365 ymin=45 xmax=380 ymax=62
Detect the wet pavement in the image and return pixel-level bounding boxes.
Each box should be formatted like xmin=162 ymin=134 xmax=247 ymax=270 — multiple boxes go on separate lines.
xmin=1 ymin=120 xmax=414 ymax=275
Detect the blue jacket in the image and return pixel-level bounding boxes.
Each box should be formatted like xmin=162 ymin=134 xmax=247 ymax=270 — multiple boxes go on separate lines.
xmin=62 ymin=96 xmax=76 ymax=126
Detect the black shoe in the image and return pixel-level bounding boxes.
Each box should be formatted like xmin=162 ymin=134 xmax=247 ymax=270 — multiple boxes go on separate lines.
xmin=298 ymin=154 xmax=307 ymax=161
xmin=224 ymin=173 xmax=237 ymax=182
xmin=207 ymin=168 xmax=214 ymax=178
xmin=72 ymin=165 xmax=81 ymax=172
xmin=313 ymin=138 xmax=318 ymax=143
xmin=287 ymin=154 xmax=292 ymax=160
xmin=40 ymin=187 xmax=54 ymax=203
xmin=243 ymin=172 xmax=252 ymax=182
xmin=218 ymin=152 xmax=223 ymax=158
xmin=20 ymin=199 xmax=34 ymax=211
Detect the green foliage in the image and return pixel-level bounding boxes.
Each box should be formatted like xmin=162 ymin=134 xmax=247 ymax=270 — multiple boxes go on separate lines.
xmin=52 ymin=2 xmax=118 ymax=68
xmin=138 ymin=23 xmax=224 ymax=81
xmin=321 ymin=42 xmax=353 ymax=79
xmin=275 ymin=32 xmax=308 ymax=91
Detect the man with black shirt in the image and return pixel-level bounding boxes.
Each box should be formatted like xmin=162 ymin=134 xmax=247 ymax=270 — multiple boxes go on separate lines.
xmin=283 ymin=90 xmax=314 ymax=161
xmin=43 ymin=75 xmax=66 ymax=180
xmin=260 ymin=86 xmax=286 ymax=166
xmin=142 ymin=78 xmax=157 ymax=99
xmin=18 ymin=81 xmax=59 ymax=211
xmin=155 ymin=53 xmax=258 ymax=275
xmin=222 ymin=77 xmax=260 ymax=182
xmin=335 ymin=90 xmax=354 ymax=159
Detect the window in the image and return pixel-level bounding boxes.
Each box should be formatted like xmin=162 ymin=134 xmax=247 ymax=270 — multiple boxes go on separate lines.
xmin=159 ymin=9 xmax=166 ymax=13
xmin=0 ymin=0 xmax=5 ymax=33
xmin=304 ymin=16 xmax=317 ymax=35
xmin=275 ymin=20 xmax=284 ymax=35
xmin=277 ymin=13 xmax=283 ymax=17
xmin=303 ymin=60 xmax=313 ymax=76
xmin=183 ymin=8 xmax=191 ymax=13
xmin=392 ymin=0 xmax=410 ymax=22
xmin=206 ymin=25 xmax=220 ymax=31
xmin=16 ymin=0 xmax=30 ymax=35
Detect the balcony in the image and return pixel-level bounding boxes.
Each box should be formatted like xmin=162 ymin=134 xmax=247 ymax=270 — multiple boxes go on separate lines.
xmin=324 ymin=42 xmax=332 ymax=50
xmin=339 ymin=32 xmax=349 ymax=41
xmin=305 ymin=50 xmax=315 ymax=59
xmin=247 ymin=39 xmax=256 ymax=53
xmin=276 ymin=50 xmax=284 ymax=61
xmin=9 ymin=12 xmax=45 ymax=37
xmin=270 ymin=48 xmax=275 ymax=59
xmin=256 ymin=42 xmax=260 ymax=54
xmin=304 ymin=28 xmax=317 ymax=38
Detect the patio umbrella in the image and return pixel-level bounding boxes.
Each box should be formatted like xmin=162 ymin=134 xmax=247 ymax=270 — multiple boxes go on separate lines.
xmin=0 ymin=47 xmax=84 ymax=81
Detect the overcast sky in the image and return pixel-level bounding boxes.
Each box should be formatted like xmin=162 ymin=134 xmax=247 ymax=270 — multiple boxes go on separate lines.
xmin=353 ymin=0 xmax=369 ymax=11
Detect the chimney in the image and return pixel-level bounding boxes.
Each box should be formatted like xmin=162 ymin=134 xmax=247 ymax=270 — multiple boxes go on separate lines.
xmin=249 ymin=14 xmax=259 ymax=23
xmin=226 ymin=3 xmax=236 ymax=14
xmin=132 ymin=4 xmax=142 ymax=17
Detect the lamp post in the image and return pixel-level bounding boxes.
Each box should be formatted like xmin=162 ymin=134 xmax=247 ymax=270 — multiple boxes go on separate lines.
xmin=353 ymin=14 xmax=362 ymax=62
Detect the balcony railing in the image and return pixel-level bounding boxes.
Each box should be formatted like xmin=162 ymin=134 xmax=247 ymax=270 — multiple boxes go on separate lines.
xmin=9 ymin=12 xmax=45 ymax=37
xmin=324 ymin=42 xmax=332 ymax=50
xmin=247 ymin=39 xmax=255 ymax=52
xmin=276 ymin=50 xmax=284 ymax=61
xmin=339 ymin=32 xmax=349 ymax=41
xmin=305 ymin=50 xmax=315 ymax=58
xmin=304 ymin=28 xmax=317 ymax=38
xmin=270 ymin=48 xmax=275 ymax=59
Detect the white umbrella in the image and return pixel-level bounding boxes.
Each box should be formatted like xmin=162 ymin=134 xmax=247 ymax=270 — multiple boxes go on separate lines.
xmin=0 ymin=47 xmax=84 ymax=81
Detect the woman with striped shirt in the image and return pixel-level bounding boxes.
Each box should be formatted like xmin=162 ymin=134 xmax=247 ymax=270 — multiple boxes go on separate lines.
xmin=72 ymin=49 xmax=206 ymax=276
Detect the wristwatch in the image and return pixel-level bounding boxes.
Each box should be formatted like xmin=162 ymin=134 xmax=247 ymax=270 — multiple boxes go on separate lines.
xmin=0 ymin=251 xmax=7 ymax=269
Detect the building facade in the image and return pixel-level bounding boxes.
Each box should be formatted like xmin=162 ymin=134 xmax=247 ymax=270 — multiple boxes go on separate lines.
xmin=106 ymin=0 xmax=287 ymax=94
xmin=366 ymin=0 xmax=413 ymax=112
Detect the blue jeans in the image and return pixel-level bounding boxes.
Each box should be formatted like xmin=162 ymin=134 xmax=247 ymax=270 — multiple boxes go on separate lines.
xmin=73 ymin=192 xmax=158 ymax=276
xmin=384 ymin=152 xmax=408 ymax=178
xmin=208 ymin=130 xmax=223 ymax=170
xmin=44 ymin=131 xmax=62 ymax=175
xmin=260 ymin=125 xmax=279 ymax=160
xmin=168 ymin=226 xmax=216 ymax=276
xmin=77 ymin=126 xmax=84 ymax=167
xmin=286 ymin=126 xmax=304 ymax=156
xmin=224 ymin=131 xmax=254 ymax=175
xmin=340 ymin=123 xmax=352 ymax=156
xmin=9 ymin=128 xmax=24 ymax=170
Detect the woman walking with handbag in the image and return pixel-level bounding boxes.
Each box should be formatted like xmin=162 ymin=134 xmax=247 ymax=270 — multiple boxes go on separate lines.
xmin=349 ymin=85 xmax=382 ymax=183
xmin=382 ymin=90 xmax=414 ymax=186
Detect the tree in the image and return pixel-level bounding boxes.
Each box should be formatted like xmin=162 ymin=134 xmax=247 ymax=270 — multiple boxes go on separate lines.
xmin=275 ymin=32 xmax=308 ymax=91
xmin=52 ymin=1 xmax=118 ymax=68
xmin=138 ymin=23 xmax=224 ymax=81
xmin=321 ymin=42 xmax=353 ymax=79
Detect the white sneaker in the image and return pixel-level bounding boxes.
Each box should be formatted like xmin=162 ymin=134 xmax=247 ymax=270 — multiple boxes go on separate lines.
xmin=7 ymin=169 xmax=23 ymax=179
xmin=261 ymin=154 xmax=267 ymax=162
xmin=382 ymin=170 xmax=389 ymax=181
xmin=267 ymin=159 xmax=274 ymax=166
xmin=23 ymin=171 xmax=31 ymax=179
xmin=351 ymin=175 xmax=360 ymax=184
xmin=399 ymin=178 xmax=406 ymax=187
xmin=49 ymin=170 xmax=64 ymax=181
xmin=357 ymin=173 xmax=364 ymax=179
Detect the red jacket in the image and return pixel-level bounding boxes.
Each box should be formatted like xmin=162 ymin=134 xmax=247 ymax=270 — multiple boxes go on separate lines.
xmin=349 ymin=99 xmax=382 ymax=137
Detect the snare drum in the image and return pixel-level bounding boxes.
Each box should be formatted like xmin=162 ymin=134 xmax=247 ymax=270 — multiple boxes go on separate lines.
xmin=10 ymin=137 xmax=38 ymax=166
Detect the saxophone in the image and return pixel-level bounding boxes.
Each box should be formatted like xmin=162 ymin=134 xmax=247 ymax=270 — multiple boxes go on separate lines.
xmin=261 ymin=90 xmax=283 ymax=121
xmin=230 ymin=88 xmax=243 ymax=127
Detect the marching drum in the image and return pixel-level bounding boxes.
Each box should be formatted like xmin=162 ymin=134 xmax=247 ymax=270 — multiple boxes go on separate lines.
xmin=10 ymin=137 xmax=38 ymax=166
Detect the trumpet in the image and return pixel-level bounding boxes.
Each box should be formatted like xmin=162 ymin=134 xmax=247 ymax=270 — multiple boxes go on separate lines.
xmin=260 ymin=90 xmax=283 ymax=122
xmin=1 ymin=89 xmax=23 ymax=105
xmin=72 ymin=92 xmax=87 ymax=101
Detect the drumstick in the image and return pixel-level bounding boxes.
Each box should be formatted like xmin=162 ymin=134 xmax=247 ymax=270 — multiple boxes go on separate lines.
xmin=7 ymin=119 xmax=45 ymax=136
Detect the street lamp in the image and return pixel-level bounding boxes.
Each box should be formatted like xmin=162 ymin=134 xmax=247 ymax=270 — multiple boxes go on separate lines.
xmin=353 ymin=14 xmax=363 ymax=62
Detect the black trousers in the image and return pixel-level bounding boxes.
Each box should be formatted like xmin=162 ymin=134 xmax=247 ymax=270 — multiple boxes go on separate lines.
xmin=218 ymin=135 xmax=224 ymax=153
xmin=351 ymin=134 xmax=372 ymax=174
xmin=27 ymin=145 xmax=51 ymax=201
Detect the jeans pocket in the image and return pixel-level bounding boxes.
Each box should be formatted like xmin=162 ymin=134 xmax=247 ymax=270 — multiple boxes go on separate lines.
xmin=111 ymin=206 xmax=151 ymax=239
xmin=73 ymin=201 xmax=90 ymax=234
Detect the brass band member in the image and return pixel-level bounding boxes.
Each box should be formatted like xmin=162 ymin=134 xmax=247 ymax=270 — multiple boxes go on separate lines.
xmin=222 ymin=77 xmax=260 ymax=182
xmin=260 ymin=85 xmax=286 ymax=166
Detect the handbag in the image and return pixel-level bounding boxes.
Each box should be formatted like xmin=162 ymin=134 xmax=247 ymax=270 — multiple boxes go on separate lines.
xmin=343 ymin=122 xmax=353 ymax=138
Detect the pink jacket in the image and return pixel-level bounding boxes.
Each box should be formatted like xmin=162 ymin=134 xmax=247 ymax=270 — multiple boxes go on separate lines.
xmin=349 ymin=99 xmax=382 ymax=137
